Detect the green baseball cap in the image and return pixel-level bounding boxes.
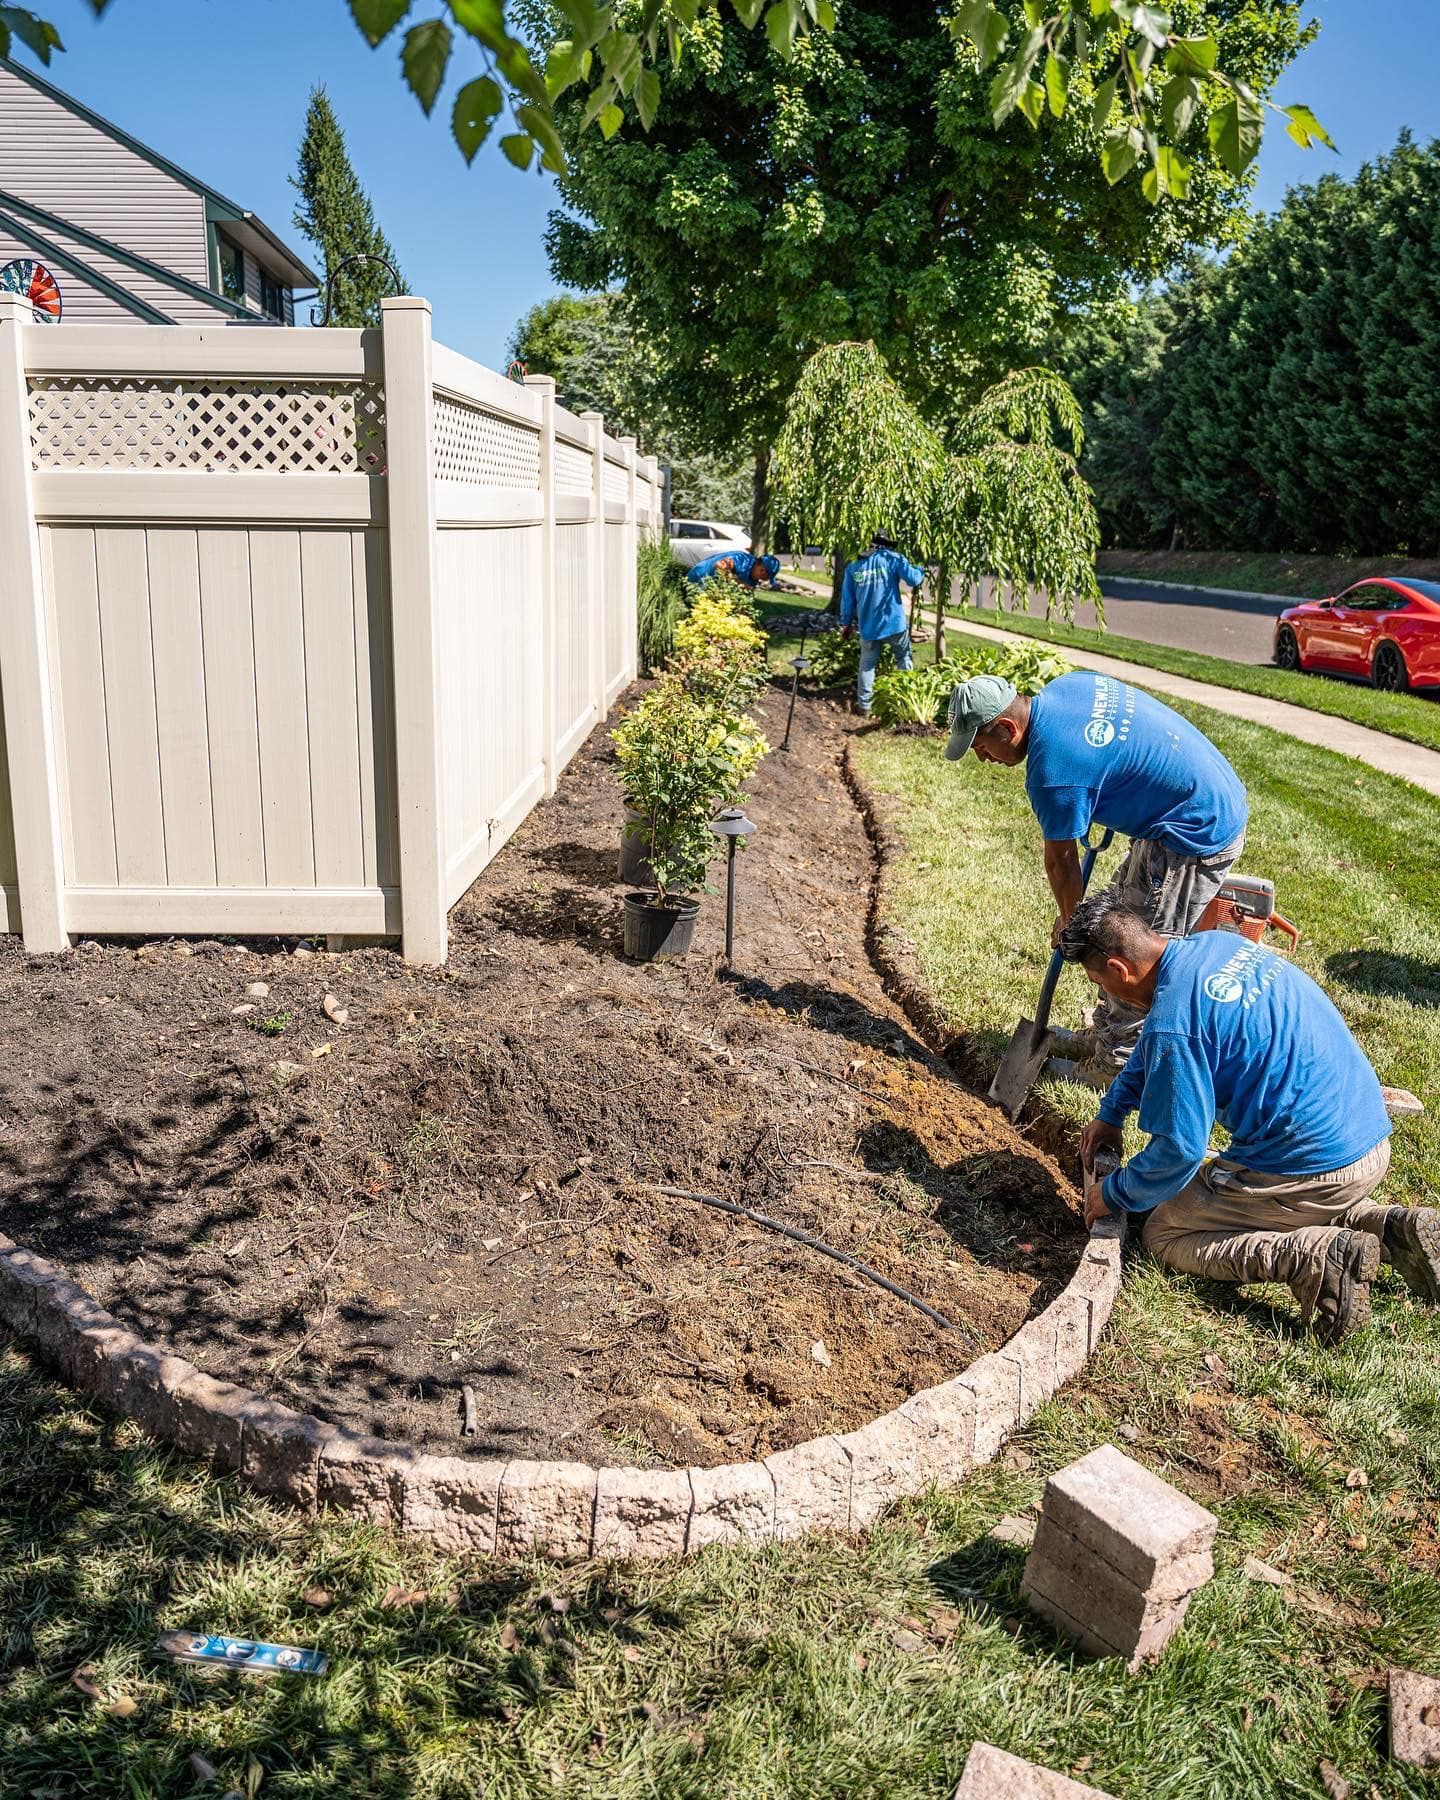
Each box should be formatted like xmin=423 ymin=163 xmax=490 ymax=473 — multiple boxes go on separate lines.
xmin=945 ymin=673 xmax=1017 ymax=760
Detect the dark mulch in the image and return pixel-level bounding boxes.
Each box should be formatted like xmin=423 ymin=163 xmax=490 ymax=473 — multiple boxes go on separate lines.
xmin=0 ymin=686 xmax=1081 ymax=1469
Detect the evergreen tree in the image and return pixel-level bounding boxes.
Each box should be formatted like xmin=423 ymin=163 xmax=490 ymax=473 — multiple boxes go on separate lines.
xmin=291 ymin=87 xmax=406 ymax=327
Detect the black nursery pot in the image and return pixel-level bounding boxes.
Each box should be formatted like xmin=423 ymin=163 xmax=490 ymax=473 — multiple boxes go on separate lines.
xmin=623 ymin=892 xmax=700 ymax=961
xmin=617 ymin=805 xmax=656 ymax=887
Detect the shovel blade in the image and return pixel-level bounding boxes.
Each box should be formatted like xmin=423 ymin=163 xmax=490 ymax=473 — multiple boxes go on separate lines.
xmin=988 ymin=1016 xmax=1051 ymax=1119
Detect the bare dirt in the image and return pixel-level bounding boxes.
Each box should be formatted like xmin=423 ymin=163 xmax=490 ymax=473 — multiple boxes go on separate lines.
xmin=0 ymin=686 xmax=1083 ymax=1471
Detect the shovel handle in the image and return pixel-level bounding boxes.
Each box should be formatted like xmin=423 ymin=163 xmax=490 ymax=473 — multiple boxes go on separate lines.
xmin=1031 ymin=826 xmax=1115 ymax=1040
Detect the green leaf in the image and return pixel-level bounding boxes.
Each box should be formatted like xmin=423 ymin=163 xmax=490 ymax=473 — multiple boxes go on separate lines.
xmin=635 ymin=66 xmax=661 ymax=129
xmin=516 ymin=101 xmax=568 ymax=172
xmin=814 ymin=0 xmax=835 ymax=26
xmin=1044 ymin=52 xmax=1070 ymax=118
xmin=1156 ymin=143 xmax=1191 ymax=196
xmin=401 ymin=18 xmax=452 ymax=113
xmin=0 ymin=6 xmax=63 ymax=60
xmin=988 ymin=26 xmax=1046 ymax=124
xmin=764 ymin=1 xmax=799 ymax=59
xmin=500 ymin=133 xmax=535 ymax=169
xmin=598 ymin=101 xmax=625 ymax=139
xmin=1164 ymin=33 xmax=1217 ymax=74
xmin=452 ymin=75 xmax=504 ymax=161
xmin=1284 ymin=103 xmax=1336 ymax=152
xmin=1114 ymin=0 xmax=1171 ymax=47
xmin=1159 ymin=72 xmax=1198 ymax=140
xmin=1208 ymin=89 xmax=1263 ymax=176
xmin=952 ymin=0 xmax=1010 ymax=69
xmin=732 ymin=0 xmax=765 ymax=26
xmin=1017 ymin=77 xmax=1046 ymax=128
xmin=449 ymin=0 xmax=506 ymax=50
xmin=348 ymin=0 xmax=410 ymax=47
xmin=1101 ymin=126 xmax=1139 ymax=185
xmin=1090 ymin=72 xmax=1117 ymax=133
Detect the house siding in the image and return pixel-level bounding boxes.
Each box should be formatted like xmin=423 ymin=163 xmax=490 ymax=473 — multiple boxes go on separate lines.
xmin=0 ymin=223 xmax=122 ymax=325
xmin=0 ymin=66 xmax=211 ymax=289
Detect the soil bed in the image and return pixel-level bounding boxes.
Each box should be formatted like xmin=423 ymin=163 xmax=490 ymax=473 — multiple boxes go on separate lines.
xmin=0 ymin=689 xmax=1081 ymax=1470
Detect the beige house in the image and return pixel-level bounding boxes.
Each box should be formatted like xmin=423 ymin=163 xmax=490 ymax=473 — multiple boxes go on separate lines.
xmin=0 ymin=58 xmax=316 ymax=326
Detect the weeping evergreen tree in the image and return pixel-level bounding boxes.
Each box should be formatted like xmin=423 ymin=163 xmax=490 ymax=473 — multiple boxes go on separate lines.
xmin=291 ymin=87 xmax=406 ymax=327
xmin=772 ymin=343 xmax=1100 ymax=648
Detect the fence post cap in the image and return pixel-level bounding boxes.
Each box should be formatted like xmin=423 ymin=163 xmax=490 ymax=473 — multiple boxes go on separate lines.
xmin=380 ymin=295 xmax=431 ymax=316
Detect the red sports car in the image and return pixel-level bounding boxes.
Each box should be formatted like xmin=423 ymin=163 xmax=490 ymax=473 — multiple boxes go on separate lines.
xmin=1274 ymin=577 xmax=1440 ymax=692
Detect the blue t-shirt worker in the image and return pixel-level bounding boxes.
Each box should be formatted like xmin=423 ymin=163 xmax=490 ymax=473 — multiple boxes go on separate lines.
xmin=686 ymin=549 xmax=780 ymax=589
xmin=946 ymin=668 xmax=1250 ymax=1075
xmin=1061 ymin=893 xmax=1439 ymax=1345
xmin=839 ymin=531 xmax=925 ymax=715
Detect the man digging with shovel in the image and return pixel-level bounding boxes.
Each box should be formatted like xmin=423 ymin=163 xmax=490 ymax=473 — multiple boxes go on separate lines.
xmin=946 ymin=669 xmax=1249 ymax=1085
xmin=1062 ymin=893 xmax=1440 ymax=1344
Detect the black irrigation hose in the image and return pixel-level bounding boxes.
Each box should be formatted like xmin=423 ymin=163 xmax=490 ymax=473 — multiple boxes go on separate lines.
xmin=650 ymin=1184 xmax=972 ymax=1345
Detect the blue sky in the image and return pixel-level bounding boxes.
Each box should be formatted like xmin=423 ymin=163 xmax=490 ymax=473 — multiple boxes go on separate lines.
xmin=14 ymin=0 xmax=1440 ymax=368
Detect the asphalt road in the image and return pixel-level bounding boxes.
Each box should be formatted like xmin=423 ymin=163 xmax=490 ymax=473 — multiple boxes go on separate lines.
xmin=1074 ymin=577 xmax=1287 ymax=665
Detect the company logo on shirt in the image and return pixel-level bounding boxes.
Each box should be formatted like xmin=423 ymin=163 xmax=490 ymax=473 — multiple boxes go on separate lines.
xmin=1082 ymin=675 xmax=1135 ymax=752
xmin=1202 ymin=940 xmax=1281 ymax=1009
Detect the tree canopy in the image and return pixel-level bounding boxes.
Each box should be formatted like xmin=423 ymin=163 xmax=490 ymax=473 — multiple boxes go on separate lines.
xmin=291 ymin=87 xmax=406 ymax=325
xmin=543 ymin=0 xmax=1311 ymax=482
xmin=1062 ymin=134 xmax=1440 ymax=556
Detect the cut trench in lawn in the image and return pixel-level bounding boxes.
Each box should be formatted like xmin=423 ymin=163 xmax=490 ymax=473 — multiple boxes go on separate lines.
xmin=0 ymin=687 xmax=1082 ymax=1472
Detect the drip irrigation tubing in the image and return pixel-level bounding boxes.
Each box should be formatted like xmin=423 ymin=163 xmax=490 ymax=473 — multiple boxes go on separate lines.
xmin=649 ymin=1184 xmax=971 ymax=1344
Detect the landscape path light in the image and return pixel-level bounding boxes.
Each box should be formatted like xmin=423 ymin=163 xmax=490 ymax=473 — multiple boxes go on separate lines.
xmin=781 ymin=656 xmax=810 ymax=753
xmin=709 ymin=807 xmax=757 ymax=970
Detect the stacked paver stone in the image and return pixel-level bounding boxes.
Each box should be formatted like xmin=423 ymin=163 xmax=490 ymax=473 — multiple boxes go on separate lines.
xmin=1021 ymin=1444 xmax=1218 ymax=1670
xmin=953 ymin=1743 xmax=1117 ymax=1798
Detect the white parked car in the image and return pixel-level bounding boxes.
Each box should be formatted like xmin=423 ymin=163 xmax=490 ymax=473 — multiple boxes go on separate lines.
xmin=669 ymin=518 xmax=751 ymax=568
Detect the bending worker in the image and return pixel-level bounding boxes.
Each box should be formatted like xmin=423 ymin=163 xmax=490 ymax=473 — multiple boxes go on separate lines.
xmin=945 ymin=669 xmax=1248 ymax=1076
xmin=840 ymin=531 xmax=926 ymax=715
xmin=1063 ymin=894 xmax=1440 ymax=1345
xmin=686 ymin=549 xmax=781 ymax=590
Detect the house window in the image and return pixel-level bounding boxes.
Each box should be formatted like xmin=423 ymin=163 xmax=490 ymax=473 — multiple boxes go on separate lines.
xmin=258 ymin=268 xmax=287 ymax=323
xmin=218 ymin=235 xmax=245 ymax=304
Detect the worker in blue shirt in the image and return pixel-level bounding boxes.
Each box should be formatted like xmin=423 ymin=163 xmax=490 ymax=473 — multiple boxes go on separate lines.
xmin=686 ymin=549 xmax=780 ymax=589
xmin=839 ymin=531 xmax=926 ymax=714
xmin=945 ymin=670 xmax=1248 ymax=1074
xmin=1060 ymin=892 xmax=1440 ymax=1344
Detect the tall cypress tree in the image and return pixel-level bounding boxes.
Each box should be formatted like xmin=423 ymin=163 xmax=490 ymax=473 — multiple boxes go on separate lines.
xmin=291 ymin=87 xmax=406 ymax=327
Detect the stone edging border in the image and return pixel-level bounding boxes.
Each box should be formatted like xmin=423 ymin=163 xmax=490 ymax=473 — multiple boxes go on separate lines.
xmin=0 ymin=1218 xmax=1121 ymax=1559
xmin=0 ymin=728 xmax=1122 ymax=1559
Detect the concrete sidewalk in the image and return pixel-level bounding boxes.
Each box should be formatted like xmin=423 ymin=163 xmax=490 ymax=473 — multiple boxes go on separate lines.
xmin=951 ymin=617 xmax=1440 ymax=800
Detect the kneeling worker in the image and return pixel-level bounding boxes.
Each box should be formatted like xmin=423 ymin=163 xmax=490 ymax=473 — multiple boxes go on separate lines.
xmin=840 ymin=531 xmax=926 ymax=715
xmin=946 ymin=669 xmax=1248 ymax=1074
xmin=1062 ymin=893 xmax=1440 ymax=1344
xmin=686 ymin=549 xmax=781 ymax=590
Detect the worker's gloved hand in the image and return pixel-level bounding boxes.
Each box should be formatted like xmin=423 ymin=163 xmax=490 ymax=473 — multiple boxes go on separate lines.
xmin=1080 ymin=1118 xmax=1123 ymax=1170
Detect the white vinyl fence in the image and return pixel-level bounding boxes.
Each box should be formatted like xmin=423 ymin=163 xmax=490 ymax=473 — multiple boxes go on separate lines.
xmin=0 ymin=294 xmax=659 ymax=963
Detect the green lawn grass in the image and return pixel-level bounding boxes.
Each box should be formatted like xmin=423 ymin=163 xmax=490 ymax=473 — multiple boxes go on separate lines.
xmin=949 ymin=605 xmax=1440 ymax=759
xmin=5 ymin=683 xmax=1440 ymax=1796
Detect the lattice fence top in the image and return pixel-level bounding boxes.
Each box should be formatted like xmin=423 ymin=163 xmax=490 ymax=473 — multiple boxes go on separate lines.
xmin=28 ymin=377 xmax=387 ymax=473
xmin=433 ymin=391 xmax=539 ymax=488
xmin=603 ymin=456 xmax=629 ymax=503
xmin=555 ymin=436 xmax=594 ymax=499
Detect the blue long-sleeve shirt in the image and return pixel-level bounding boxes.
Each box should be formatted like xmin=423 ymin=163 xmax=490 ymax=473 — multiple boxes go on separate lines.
xmin=686 ymin=549 xmax=775 ymax=588
xmin=1025 ymin=671 xmax=1248 ymax=857
xmin=1097 ymin=933 xmax=1391 ymax=1215
xmin=839 ymin=547 xmax=925 ymax=640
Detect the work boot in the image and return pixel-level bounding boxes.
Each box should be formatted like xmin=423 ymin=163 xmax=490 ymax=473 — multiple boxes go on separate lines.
xmin=1046 ymin=1026 xmax=1101 ymax=1058
xmin=1382 ymin=1206 xmax=1440 ymax=1303
xmin=1308 ymin=1231 xmax=1381 ymax=1346
xmin=1045 ymin=1054 xmax=1119 ymax=1093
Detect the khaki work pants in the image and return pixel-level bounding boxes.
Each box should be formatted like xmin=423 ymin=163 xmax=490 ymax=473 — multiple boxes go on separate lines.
xmin=1140 ymin=1138 xmax=1393 ymax=1318
xmin=1093 ymin=831 xmax=1246 ymax=1064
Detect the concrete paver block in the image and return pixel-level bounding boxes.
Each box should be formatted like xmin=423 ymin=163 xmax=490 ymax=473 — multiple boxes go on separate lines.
xmin=686 ymin=1460 xmax=775 ymax=1549
xmin=318 ymin=1430 xmax=415 ymax=1525
xmin=593 ymin=1466 xmax=693 ymax=1559
xmin=1024 ymin=1579 xmax=1191 ymax=1669
xmin=765 ymin=1435 xmax=852 ymax=1539
xmin=1390 ymin=1669 xmax=1440 ymax=1769
xmin=240 ymin=1398 xmax=337 ymax=1508
xmin=494 ymin=1461 xmax=597 ymax=1558
xmin=403 ymin=1453 xmax=506 ymax=1552
xmin=99 ymin=1337 xmax=198 ymax=1439
xmin=958 ymin=1353 xmax=1023 ymax=1463
xmin=1050 ymin=1291 xmax=1093 ymax=1387
xmin=899 ymin=1380 xmax=977 ymax=1484
xmin=0 ymin=1241 xmax=61 ymax=1337
xmin=1040 ymin=1445 xmax=1217 ymax=1588
xmin=1005 ymin=1311 xmax=1060 ymax=1423
xmin=1029 ymin=1515 xmax=1213 ymax=1612
xmin=953 ymin=1741 xmax=1117 ymax=1798
xmin=835 ymin=1410 xmax=922 ymax=1529
xmin=171 ymin=1370 xmax=251 ymax=1472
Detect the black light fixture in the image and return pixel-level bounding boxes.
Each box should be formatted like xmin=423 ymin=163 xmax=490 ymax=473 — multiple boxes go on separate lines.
xmin=780 ymin=655 xmax=810 ymax=753
xmin=709 ymin=807 xmax=757 ymax=969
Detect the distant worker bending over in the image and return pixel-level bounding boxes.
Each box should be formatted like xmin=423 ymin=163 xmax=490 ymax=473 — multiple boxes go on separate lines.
xmin=945 ymin=669 xmax=1248 ymax=1075
xmin=1061 ymin=895 xmax=1440 ymax=1344
xmin=839 ymin=531 xmax=926 ymax=715
xmin=686 ymin=549 xmax=781 ymax=590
